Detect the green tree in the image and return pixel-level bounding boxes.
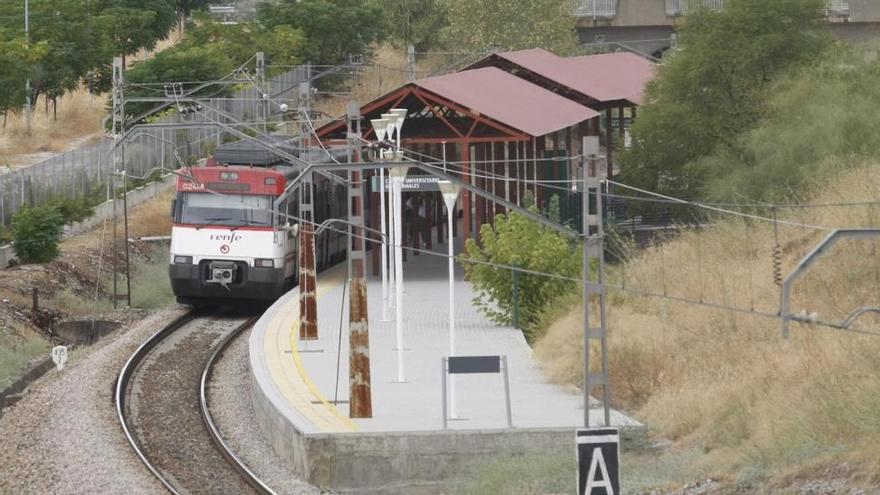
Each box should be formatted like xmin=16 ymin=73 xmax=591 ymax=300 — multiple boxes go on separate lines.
xmin=12 ymin=205 xmax=64 ymax=264
xmin=0 ymin=36 xmax=46 ymax=126
xmin=371 ymin=0 xmax=447 ymax=51
xmin=440 ymin=0 xmax=579 ymax=54
xmin=96 ymin=0 xmax=177 ymax=65
xmin=257 ymin=0 xmax=386 ymax=65
xmin=462 ymin=208 xmax=581 ymax=337
xmin=121 ymin=18 xmax=305 ymax=118
xmin=621 ymin=0 xmax=831 ymax=199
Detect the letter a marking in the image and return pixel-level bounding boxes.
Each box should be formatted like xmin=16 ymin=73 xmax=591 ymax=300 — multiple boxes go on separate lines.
xmin=584 ymin=447 xmax=614 ymax=494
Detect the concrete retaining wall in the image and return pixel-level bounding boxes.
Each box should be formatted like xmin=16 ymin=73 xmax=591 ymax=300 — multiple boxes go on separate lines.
xmin=0 ymin=356 xmax=53 ymax=418
xmin=0 ymin=174 xmax=175 ymax=268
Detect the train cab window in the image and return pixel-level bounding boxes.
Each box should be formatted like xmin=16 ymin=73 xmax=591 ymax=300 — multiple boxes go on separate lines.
xmin=176 ymin=192 xmax=273 ymax=228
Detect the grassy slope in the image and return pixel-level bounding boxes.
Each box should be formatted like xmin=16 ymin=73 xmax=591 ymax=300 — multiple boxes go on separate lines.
xmin=533 ymin=164 xmax=880 ymax=489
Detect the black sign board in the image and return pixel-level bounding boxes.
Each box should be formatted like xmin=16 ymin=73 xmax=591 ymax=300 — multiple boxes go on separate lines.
xmin=447 ymin=355 xmax=501 ymax=374
xmin=576 ymin=428 xmax=620 ymax=495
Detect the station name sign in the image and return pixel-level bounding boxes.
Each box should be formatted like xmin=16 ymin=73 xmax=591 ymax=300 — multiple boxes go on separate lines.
xmin=371 ymin=176 xmax=441 ymax=192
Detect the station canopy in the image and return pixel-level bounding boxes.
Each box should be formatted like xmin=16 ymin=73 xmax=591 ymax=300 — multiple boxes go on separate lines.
xmin=316 ymin=66 xmax=600 ymax=143
xmin=467 ymin=48 xmax=656 ymax=107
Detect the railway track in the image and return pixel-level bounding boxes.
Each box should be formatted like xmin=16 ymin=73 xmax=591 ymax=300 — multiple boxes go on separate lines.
xmin=116 ymin=311 xmax=275 ymax=494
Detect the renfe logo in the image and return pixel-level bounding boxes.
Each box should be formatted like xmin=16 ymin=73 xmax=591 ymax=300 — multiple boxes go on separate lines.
xmin=210 ymin=233 xmax=243 ymax=242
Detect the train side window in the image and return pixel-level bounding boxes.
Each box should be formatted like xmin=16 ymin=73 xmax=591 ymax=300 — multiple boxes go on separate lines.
xmin=277 ymin=199 xmax=288 ymax=228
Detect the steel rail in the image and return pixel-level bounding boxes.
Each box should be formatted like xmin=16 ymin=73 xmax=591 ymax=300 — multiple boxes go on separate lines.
xmin=199 ymin=316 xmax=276 ymax=495
xmin=115 ymin=310 xmax=196 ymax=494
xmin=116 ymin=312 xmax=274 ymax=494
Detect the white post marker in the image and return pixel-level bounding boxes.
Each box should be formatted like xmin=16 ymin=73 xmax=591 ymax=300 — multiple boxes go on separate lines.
xmin=369 ymin=118 xmax=391 ymax=321
xmin=51 ymin=345 xmax=68 ymax=371
xmin=439 ymin=180 xmax=461 ymax=418
xmin=576 ymin=428 xmax=620 ymax=495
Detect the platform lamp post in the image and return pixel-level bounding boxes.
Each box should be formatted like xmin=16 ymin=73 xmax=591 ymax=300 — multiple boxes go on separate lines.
xmin=387 ymin=108 xmax=408 ymax=291
xmin=438 ymin=179 xmax=461 ymax=418
xmin=381 ymin=109 xmax=408 ymax=383
xmin=370 ymin=118 xmax=391 ymax=322
xmin=381 ymin=113 xmax=400 ymax=305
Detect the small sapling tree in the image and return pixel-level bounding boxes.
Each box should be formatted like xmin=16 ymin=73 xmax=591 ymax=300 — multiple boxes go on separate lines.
xmin=12 ymin=205 xmax=65 ymax=264
xmin=462 ymin=198 xmax=580 ymax=339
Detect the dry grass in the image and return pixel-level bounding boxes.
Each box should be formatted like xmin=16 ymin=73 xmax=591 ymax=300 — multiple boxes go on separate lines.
xmin=0 ymin=88 xmax=105 ymax=167
xmin=534 ymin=163 xmax=880 ymax=485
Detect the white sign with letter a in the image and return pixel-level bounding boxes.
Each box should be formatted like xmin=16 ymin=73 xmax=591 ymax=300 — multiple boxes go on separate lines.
xmin=51 ymin=345 xmax=68 ymax=371
xmin=577 ymin=428 xmax=620 ymax=495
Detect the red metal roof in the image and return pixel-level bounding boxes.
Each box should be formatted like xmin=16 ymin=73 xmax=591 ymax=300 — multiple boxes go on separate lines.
xmin=495 ymin=48 xmax=656 ymax=105
xmin=414 ymin=67 xmax=600 ymax=137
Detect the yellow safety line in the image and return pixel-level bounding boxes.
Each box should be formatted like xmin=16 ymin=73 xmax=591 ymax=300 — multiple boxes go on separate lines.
xmin=288 ymin=273 xmax=358 ymax=432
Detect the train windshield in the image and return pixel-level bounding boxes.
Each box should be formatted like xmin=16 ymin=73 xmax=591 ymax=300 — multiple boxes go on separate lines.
xmin=176 ymin=192 xmax=274 ymax=228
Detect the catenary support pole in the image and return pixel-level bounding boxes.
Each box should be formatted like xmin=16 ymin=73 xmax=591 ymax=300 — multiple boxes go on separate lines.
xmin=348 ymin=102 xmax=372 ymax=417
xmin=299 ymin=172 xmax=318 ymax=340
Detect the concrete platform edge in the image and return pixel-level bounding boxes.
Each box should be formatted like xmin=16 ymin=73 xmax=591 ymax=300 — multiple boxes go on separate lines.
xmin=248 ymin=282 xmax=647 ymax=494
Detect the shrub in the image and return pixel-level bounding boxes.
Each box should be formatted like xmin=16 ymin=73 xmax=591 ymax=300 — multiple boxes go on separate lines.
xmin=462 ymin=206 xmax=581 ymax=339
xmin=12 ymin=205 xmax=64 ymax=264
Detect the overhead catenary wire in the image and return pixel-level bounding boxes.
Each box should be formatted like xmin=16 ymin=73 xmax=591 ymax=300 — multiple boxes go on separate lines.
xmin=270 ymin=205 xmax=880 ymax=338
xmin=607 ymin=180 xmax=834 ymax=231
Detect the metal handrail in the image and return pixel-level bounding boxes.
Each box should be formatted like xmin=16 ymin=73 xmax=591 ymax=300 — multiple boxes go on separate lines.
xmin=665 ymin=0 xmax=725 ymax=16
xmin=574 ymin=0 xmax=618 ymax=17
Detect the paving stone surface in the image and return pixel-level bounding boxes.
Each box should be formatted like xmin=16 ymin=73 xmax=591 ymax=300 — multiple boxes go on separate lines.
xmin=297 ymin=237 xmax=638 ymax=432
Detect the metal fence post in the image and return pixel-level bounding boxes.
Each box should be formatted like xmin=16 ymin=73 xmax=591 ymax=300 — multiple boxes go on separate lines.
xmin=502 ymin=355 xmax=512 ymax=428
xmin=512 ymin=265 xmax=520 ymax=329
xmin=441 ymin=357 xmax=448 ymax=430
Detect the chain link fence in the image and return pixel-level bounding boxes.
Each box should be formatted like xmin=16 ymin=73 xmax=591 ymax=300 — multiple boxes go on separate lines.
xmin=0 ymin=66 xmax=309 ymax=228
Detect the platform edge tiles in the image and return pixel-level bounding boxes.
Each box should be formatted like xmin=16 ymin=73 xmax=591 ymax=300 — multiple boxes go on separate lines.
xmin=248 ymin=273 xmax=646 ymax=495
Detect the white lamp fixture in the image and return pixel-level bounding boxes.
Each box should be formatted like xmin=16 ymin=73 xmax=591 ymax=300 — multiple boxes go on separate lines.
xmin=389 ymin=108 xmax=407 ymax=148
xmin=371 ymin=118 xmax=389 ymax=142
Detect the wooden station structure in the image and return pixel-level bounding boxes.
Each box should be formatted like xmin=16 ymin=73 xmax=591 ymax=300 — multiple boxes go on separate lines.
xmin=315 ymin=49 xmax=655 ymax=276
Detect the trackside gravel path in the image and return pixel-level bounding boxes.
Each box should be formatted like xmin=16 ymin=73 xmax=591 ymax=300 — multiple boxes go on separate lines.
xmin=0 ymin=309 xmax=184 ymax=495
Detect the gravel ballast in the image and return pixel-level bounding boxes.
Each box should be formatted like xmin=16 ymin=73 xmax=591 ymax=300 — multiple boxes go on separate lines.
xmin=208 ymin=326 xmax=325 ymax=495
xmin=0 ymin=309 xmax=185 ymax=494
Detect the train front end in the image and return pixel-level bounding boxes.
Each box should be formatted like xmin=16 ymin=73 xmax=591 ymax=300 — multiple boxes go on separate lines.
xmin=168 ymin=167 xmax=296 ymax=305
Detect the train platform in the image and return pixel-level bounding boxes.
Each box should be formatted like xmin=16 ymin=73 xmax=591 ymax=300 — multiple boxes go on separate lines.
xmin=247 ymin=237 xmax=640 ymax=492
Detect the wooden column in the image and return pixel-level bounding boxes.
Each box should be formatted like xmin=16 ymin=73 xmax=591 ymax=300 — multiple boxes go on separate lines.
xmin=475 ymin=144 xmax=485 ymax=236
xmin=605 ymin=108 xmax=614 ymax=180
xmin=535 ymin=136 xmax=546 ymax=207
xmin=462 ymin=143 xmax=472 ymax=241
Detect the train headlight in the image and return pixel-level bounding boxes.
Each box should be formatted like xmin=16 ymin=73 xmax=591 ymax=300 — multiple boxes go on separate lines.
xmin=255 ymin=258 xmax=275 ymax=268
xmin=173 ymin=255 xmax=193 ymax=264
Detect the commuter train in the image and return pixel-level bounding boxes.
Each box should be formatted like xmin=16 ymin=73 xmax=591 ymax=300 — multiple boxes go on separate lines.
xmin=168 ymin=138 xmax=348 ymax=305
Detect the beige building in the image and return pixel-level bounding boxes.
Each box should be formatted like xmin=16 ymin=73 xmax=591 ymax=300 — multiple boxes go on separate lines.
xmin=575 ymin=0 xmax=880 ymax=57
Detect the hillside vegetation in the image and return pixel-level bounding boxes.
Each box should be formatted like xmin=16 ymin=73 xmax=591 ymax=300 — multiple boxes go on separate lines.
xmin=535 ymin=163 xmax=880 ymax=487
